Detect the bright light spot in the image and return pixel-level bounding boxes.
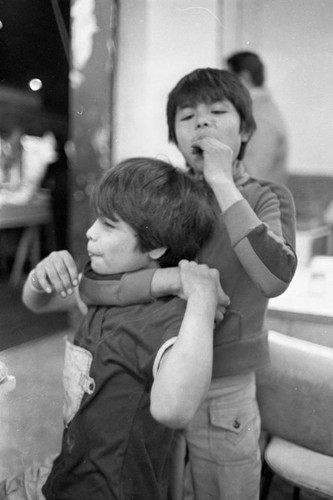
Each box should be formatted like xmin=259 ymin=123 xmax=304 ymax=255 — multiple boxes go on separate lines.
xmin=29 ymin=78 xmax=43 ymax=91
xmin=0 ymin=20 xmax=3 ymax=29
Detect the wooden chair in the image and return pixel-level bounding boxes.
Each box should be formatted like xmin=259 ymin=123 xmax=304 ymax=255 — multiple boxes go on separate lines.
xmin=257 ymin=331 xmax=333 ymax=499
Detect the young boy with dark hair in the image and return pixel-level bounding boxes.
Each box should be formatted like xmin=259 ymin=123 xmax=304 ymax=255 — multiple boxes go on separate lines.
xmin=76 ymin=69 xmax=297 ymax=499
xmin=0 ymin=157 xmax=226 ymax=500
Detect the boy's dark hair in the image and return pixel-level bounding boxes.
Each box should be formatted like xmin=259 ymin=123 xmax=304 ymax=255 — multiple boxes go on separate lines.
xmin=166 ymin=68 xmax=256 ymax=160
xmin=93 ymin=157 xmax=215 ymax=267
xmin=226 ymin=51 xmax=265 ymax=87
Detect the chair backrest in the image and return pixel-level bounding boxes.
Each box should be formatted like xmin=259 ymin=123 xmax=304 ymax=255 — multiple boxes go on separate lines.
xmin=256 ymin=330 xmax=333 ymax=456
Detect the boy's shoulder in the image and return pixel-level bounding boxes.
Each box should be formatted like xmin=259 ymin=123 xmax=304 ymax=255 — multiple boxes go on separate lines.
xmin=241 ymin=175 xmax=294 ymax=207
xmin=77 ymin=294 xmax=186 ymax=361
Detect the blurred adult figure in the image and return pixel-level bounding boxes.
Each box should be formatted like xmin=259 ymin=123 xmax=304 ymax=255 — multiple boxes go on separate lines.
xmin=226 ymin=51 xmax=289 ymax=184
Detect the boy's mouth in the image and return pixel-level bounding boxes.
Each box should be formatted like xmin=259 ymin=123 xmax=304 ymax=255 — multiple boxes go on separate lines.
xmin=191 ymin=145 xmax=203 ymax=157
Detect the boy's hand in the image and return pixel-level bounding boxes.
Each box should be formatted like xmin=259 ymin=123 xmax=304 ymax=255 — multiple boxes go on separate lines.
xmin=33 ymin=250 xmax=79 ymax=297
xmin=178 ymin=260 xmax=230 ymax=322
xmin=192 ymin=136 xmax=243 ymax=212
xmin=192 ymin=136 xmax=234 ymax=186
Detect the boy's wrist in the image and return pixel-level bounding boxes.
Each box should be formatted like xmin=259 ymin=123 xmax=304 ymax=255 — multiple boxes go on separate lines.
xmin=151 ymin=268 xmax=181 ymax=298
xmin=211 ymin=179 xmax=243 ymax=212
xmin=188 ymin=289 xmax=217 ymax=311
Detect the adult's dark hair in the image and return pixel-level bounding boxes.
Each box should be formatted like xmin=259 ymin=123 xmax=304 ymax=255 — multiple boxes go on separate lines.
xmin=226 ymin=51 xmax=265 ymax=87
xmin=166 ymin=68 xmax=256 ymax=159
xmin=93 ymin=157 xmax=215 ymax=267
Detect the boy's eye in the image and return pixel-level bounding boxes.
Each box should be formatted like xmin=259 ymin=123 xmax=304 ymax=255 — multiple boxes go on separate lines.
xmin=180 ymin=113 xmax=194 ymax=121
xmin=100 ymin=218 xmax=115 ymax=229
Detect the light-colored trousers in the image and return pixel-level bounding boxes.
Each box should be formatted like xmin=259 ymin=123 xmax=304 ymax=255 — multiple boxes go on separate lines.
xmin=169 ymin=372 xmax=262 ymax=500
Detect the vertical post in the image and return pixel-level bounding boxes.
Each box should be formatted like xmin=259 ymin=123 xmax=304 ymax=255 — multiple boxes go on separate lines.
xmin=69 ymin=0 xmax=118 ymax=266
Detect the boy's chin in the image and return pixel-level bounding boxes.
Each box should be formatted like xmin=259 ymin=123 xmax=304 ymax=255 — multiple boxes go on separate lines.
xmin=89 ymin=259 xmax=105 ymax=275
xmin=187 ymin=157 xmax=204 ymax=173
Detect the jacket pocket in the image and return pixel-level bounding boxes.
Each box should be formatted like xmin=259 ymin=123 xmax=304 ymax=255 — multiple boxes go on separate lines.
xmin=208 ymin=400 xmax=260 ymax=464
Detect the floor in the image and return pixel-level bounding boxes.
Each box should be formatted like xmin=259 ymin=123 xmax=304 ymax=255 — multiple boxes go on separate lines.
xmin=0 ymin=270 xmax=72 ymax=480
xmin=0 ymin=273 xmax=329 ymax=499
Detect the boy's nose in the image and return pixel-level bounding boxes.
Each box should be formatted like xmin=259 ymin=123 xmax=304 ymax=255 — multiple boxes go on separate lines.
xmin=196 ymin=114 xmax=211 ymax=128
xmin=86 ymin=221 xmax=98 ymax=240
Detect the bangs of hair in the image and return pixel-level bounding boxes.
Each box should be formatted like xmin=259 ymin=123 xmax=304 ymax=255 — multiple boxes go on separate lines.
xmin=92 ymin=173 xmax=123 ymax=222
xmin=173 ymin=84 xmax=227 ymax=110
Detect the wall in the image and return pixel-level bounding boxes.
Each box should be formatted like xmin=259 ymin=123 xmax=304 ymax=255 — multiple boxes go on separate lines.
xmin=114 ymin=0 xmax=333 ymax=176
xmin=113 ymin=0 xmax=222 ymax=167
xmin=220 ymin=0 xmax=333 ymax=175
xmin=69 ymin=0 xmax=117 ymax=261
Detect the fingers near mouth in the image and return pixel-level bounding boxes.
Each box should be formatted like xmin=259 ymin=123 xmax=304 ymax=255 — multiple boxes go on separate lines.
xmin=191 ymin=145 xmax=203 ymax=156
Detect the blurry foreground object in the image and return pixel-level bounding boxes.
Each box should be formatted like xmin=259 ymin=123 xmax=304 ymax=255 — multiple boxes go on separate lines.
xmin=0 ymin=133 xmax=56 ymax=284
xmin=0 ymin=360 xmax=16 ymax=398
xmin=0 ymin=132 xmax=57 ymax=207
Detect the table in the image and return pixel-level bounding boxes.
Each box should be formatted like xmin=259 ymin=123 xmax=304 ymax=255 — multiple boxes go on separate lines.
xmin=266 ymin=259 xmax=333 ymax=348
xmin=0 ymin=190 xmax=51 ymax=285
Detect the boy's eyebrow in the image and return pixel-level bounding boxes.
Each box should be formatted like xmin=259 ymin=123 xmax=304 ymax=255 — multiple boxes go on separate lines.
xmin=177 ymin=99 xmax=226 ymax=111
xmin=96 ymin=209 xmax=120 ymax=222
xmin=177 ymin=103 xmax=194 ymax=110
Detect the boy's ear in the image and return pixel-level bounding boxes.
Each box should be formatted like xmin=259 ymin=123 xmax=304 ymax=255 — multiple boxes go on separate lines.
xmin=148 ymin=247 xmax=167 ymax=261
xmin=241 ymin=130 xmax=251 ymax=144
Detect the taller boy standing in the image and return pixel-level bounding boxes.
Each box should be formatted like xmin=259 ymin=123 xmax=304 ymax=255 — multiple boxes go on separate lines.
xmin=93 ymin=69 xmax=297 ymax=499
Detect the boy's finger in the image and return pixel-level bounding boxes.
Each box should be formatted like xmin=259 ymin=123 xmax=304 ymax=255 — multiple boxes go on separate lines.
xmin=55 ymin=266 xmax=77 ymax=296
xmin=48 ymin=251 xmax=79 ymax=288
xmin=220 ymin=292 xmax=230 ymax=307
xmin=60 ymin=254 xmax=79 ymax=287
xmin=35 ymin=263 xmax=68 ymax=296
xmin=30 ymin=269 xmax=52 ymax=294
xmin=215 ymin=308 xmax=224 ymax=323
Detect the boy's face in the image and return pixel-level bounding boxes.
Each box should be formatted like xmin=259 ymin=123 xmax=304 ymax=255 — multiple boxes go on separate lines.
xmin=174 ymin=100 xmax=249 ymax=173
xmin=86 ymin=215 xmax=155 ymax=275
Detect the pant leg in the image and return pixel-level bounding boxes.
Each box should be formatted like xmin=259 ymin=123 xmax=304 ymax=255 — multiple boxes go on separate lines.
xmin=168 ymin=430 xmax=187 ymax=500
xmin=0 ymin=455 xmax=55 ymax=500
xmin=185 ymin=373 xmax=261 ymax=500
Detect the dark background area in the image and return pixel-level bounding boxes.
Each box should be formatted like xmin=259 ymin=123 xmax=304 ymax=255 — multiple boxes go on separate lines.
xmin=0 ymin=0 xmax=72 ymax=351
xmin=0 ymin=0 xmax=71 ymax=254
xmin=0 ymin=0 xmax=70 ymax=116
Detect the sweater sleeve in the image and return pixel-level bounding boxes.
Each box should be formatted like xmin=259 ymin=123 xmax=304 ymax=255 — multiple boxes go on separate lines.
xmin=79 ymin=268 xmax=156 ymax=306
xmin=223 ymin=182 xmax=297 ymax=297
xmin=79 ymin=183 xmax=297 ymax=306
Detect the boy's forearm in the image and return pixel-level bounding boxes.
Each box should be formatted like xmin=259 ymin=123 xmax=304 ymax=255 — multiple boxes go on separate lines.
xmin=209 ymin=177 xmax=243 ymax=213
xmin=150 ymin=291 xmax=215 ymax=428
xmin=150 ymin=267 xmax=181 ymax=298
xmin=222 ymin=191 xmax=297 ymax=296
xmin=85 ymin=267 xmax=182 ymax=306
